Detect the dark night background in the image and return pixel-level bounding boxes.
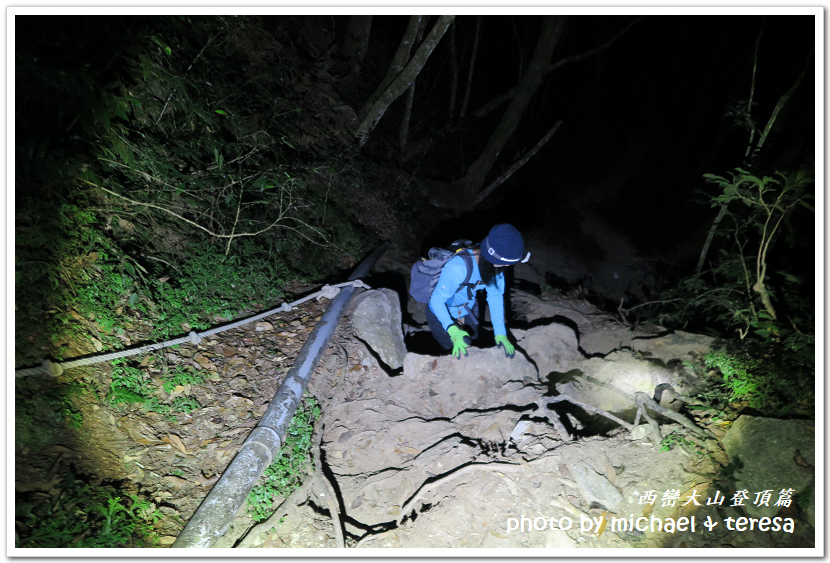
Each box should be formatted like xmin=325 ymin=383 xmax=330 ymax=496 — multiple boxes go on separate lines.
xmin=13 ymin=12 xmax=817 ymax=348
xmin=16 ymin=14 xmax=816 ymax=256
xmin=398 ymin=15 xmax=815 ymax=247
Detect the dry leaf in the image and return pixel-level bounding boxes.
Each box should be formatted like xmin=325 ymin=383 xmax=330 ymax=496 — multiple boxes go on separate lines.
xmin=596 ymin=511 xmax=608 ymax=536
xmin=228 ymin=395 xmax=254 ymax=406
xmin=194 ymin=354 xmax=217 ymax=371
xmin=199 ymin=475 xmax=220 ymax=488
xmin=604 ymin=458 xmax=617 ymax=485
xmin=166 ymin=434 xmax=188 ymax=455
xmin=128 ymin=425 xmax=163 ymax=445
xmin=162 ymin=475 xmax=189 ymax=488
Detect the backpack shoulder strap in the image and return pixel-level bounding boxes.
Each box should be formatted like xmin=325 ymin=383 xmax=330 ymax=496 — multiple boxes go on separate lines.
xmin=458 ymin=251 xmax=473 ymax=286
xmin=456 ymin=251 xmax=478 ymax=300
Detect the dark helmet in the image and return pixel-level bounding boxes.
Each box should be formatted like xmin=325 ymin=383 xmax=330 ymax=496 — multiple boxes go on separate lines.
xmin=481 ymin=224 xmax=530 ymax=265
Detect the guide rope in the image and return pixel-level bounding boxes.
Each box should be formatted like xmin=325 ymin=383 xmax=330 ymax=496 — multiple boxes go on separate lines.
xmin=14 ymin=280 xmax=370 ymax=378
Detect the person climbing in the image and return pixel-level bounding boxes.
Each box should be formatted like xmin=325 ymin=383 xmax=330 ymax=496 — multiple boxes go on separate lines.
xmin=425 ymin=223 xmax=530 ymax=359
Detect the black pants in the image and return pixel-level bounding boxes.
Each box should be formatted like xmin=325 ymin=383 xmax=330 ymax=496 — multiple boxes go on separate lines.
xmin=426 ymin=302 xmax=479 ymax=350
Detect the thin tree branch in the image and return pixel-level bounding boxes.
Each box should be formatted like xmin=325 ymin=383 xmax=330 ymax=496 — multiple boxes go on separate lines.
xmin=473 ymin=17 xmax=642 ymax=119
xmin=356 ymin=15 xmax=455 ymax=144
xmin=459 ymin=15 xmax=482 ymax=119
xmin=473 ymin=120 xmax=561 ymax=205
xmin=157 ymin=32 xmax=218 ymax=125
xmin=448 ymin=22 xmax=458 ymax=121
xmin=744 ymin=25 xmax=764 ymax=160
xmin=359 ymin=15 xmax=425 ymax=118
xmin=747 ymin=60 xmax=808 ymax=165
xmin=224 ymin=184 xmax=244 ymax=256
xmin=396 ymin=462 xmax=523 ymax=527
xmin=88 ymin=181 xmax=290 ymax=240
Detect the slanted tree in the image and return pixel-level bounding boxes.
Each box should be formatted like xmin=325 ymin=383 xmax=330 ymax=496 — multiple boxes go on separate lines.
xmin=355 ymin=15 xmax=455 ymax=145
xmin=339 ymin=16 xmax=373 ymax=74
xmin=695 ymin=31 xmax=811 ymax=274
xmin=429 ymin=15 xmax=565 ymax=211
xmin=459 ymin=15 xmax=482 ymax=119
xmin=399 ymin=20 xmax=427 ymax=151
xmin=400 ymin=16 xmax=639 ymax=168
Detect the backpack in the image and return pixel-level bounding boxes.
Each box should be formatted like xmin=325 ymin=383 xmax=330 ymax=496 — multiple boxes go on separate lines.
xmin=409 ymin=239 xmax=477 ymax=303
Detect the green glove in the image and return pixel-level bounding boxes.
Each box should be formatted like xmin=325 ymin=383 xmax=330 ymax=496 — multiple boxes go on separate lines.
xmin=447 ymin=325 xmax=470 ymax=359
xmin=495 ymin=335 xmax=515 ymax=358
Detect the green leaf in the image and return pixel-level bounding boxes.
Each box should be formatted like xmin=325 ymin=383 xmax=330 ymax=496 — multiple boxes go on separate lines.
xmin=149 ymin=35 xmax=172 ymax=56
xmin=214 ymin=109 xmax=226 ymax=115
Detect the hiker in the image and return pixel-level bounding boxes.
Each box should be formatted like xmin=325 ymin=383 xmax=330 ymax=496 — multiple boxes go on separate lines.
xmin=425 ymin=223 xmax=529 ymax=359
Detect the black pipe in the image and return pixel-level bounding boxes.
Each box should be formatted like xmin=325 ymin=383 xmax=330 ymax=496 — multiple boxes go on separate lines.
xmin=173 ymin=241 xmax=391 ymax=548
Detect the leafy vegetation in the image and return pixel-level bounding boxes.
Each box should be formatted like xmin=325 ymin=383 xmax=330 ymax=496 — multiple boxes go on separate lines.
xmin=161 ymin=364 xmax=208 ymax=393
xmin=247 ymin=395 xmax=321 ymax=522
xmin=696 ymin=342 xmax=813 ymax=417
xmin=16 ymin=473 xmax=161 ymax=548
xmin=639 ymin=167 xmax=814 ymax=419
xmin=656 ymin=168 xmax=813 ymax=342
xmin=109 ymin=357 xmax=207 ymax=420
xmin=659 ymin=430 xmax=703 ymax=456
xmin=15 ymin=16 xmax=374 ymax=369
xmin=16 ymin=381 xmax=86 ymax=452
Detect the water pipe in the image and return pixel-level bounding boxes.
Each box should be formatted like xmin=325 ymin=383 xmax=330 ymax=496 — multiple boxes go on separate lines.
xmin=172 ymin=241 xmax=391 ymax=548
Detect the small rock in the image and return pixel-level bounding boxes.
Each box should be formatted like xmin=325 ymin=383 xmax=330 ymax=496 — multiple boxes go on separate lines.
xmin=570 ymin=461 xmax=623 ymax=510
xmin=566 ymin=413 xmax=584 ymax=430
xmin=158 ymin=536 xmax=178 ymax=546
xmin=255 ymin=322 xmax=274 ymax=331
xmin=510 ymin=420 xmax=532 ymax=443
xmin=630 ymin=424 xmax=653 ymax=440
xmin=528 ymin=444 xmax=546 ymax=455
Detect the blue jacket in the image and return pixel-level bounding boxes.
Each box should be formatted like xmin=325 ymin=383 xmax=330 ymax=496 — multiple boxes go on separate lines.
xmin=429 ymin=249 xmax=507 ymax=336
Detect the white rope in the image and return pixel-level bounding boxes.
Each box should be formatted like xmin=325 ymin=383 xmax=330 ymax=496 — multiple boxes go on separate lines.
xmin=15 ymin=280 xmax=370 ymax=378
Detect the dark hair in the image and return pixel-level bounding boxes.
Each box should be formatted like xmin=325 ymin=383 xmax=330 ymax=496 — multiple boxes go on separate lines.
xmin=479 ymin=255 xmax=497 ymax=285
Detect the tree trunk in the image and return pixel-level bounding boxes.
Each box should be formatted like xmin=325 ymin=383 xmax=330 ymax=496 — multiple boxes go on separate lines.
xmin=473 ymin=121 xmax=562 ymax=204
xmin=459 ymin=15 xmax=482 ymax=119
xmin=448 ymin=22 xmax=458 ymax=122
xmin=359 ymin=15 xmax=425 ymax=118
xmin=399 ymin=82 xmax=416 ymax=150
xmin=340 ymin=16 xmax=373 ymax=74
xmin=356 ymin=15 xmax=455 ymax=145
xmin=696 ymin=56 xmax=808 ymax=273
xmin=440 ymin=16 xmax=565 ymax=207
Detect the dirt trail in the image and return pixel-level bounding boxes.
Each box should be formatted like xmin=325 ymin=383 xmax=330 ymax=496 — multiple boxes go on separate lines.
xmin=219 ymin=289 xmax=815 ymax=550
xmin=15 ymin=288 xmax=815 ymax=550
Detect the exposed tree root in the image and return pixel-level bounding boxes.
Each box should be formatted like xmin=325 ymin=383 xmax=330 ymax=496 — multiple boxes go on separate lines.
xmin=536 ymin=387 xmax=714 ymax=446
